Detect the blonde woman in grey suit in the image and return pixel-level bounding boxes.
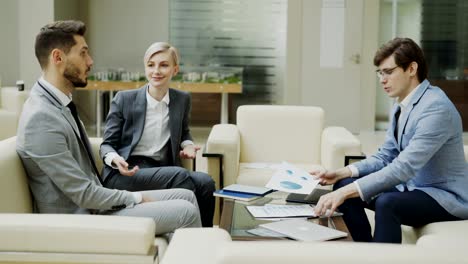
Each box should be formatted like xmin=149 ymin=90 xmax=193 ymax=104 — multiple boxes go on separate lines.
xmin=99 ymin=42 xmax=215 ymax=227
xmin=16 ymin=20 xmax=201 ymax=235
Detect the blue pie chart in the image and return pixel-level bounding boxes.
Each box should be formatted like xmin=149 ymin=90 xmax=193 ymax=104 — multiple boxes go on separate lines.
xmin=280 ymin=181 xmax=302 ymax=190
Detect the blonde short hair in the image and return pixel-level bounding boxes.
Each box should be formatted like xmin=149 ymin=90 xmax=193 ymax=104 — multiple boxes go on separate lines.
xmin=143 ymin=42 xmax=179 ymax=65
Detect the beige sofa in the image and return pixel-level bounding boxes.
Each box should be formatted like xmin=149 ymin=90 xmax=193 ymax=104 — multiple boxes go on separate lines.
xmin=161 ymin=226 xmax=468 ymax=264
xmin=0 ymin=87 xmax=29 ymax=140
xmin=0 ymin=136 xmax=181 ymax=264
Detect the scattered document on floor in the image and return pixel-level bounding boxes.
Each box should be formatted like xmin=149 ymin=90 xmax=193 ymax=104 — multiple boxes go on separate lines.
xmin=265 ymin=162 xmax=320 ymax=194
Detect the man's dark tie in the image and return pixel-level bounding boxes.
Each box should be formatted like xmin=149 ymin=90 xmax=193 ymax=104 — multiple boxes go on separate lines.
xmin=67 ymin=101 xmax=103 ymax=184
xmin=394 ymin=106 xmax=401 ymax=142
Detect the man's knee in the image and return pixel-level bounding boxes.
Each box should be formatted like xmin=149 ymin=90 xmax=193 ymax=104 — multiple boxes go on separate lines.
xmin=333 ymin=177 xmax=355 ymax=191
xmin=201 ymin=173 xmax=215 ymax=188
xmin=173 ymin=188 xmax=197 ymax=201
xmin=169 ymin=168 xmax=196 ymax=189
xmin=174 ymin=200 xmax=201 ymax=227
xmin=190 ymin=172 xmax=215 ymax=192
xmin=374 ymin=192 xmax=399 ymax=213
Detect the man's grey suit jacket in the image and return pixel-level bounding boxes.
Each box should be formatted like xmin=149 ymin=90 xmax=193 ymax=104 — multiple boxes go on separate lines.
xmin=100 ymin=86 xmax=193 ymax=182
xmin=16 ymin=82 xmax=135 ymax=214
xmin=354 ymin=80 xmax=468 ymax=219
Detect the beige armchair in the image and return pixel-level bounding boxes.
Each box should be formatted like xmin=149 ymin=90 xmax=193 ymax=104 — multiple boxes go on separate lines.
xmin=204 ymin=105 xmax=361 ymax=222
xmin=0 ymin=87 xmax=29 ymax=140
xmin=0 ymin=136 xmax=187 ymax=264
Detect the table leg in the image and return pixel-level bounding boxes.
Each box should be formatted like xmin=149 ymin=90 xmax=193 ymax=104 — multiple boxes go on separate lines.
xmin=96 ymin=90 xmax=101 ymax=137
xmin=109 ymin=91 xmax=114 ymax=107
xmin=220 ymin=93 xmax=229 ymax=123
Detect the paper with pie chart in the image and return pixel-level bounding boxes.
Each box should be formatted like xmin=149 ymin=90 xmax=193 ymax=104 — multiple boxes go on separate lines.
xmin=265 ymin=161 xmax=320 ymax=194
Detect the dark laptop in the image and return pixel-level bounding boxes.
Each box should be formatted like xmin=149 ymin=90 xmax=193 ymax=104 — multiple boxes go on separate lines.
xmin=286 ymin=188 xmax=331 ymax=204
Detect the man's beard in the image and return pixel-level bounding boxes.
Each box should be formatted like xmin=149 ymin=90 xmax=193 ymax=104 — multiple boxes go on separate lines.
xmin=64 ymin=63 xmax=88 ymax=88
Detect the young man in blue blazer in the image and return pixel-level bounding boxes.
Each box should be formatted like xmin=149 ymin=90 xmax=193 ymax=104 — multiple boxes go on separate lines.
xmin=312 ymin=38 xmax=468 ymax=243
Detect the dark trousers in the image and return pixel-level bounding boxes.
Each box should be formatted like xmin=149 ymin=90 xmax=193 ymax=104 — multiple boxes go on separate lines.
xmin=334 ymin=177 xmax=460 ymax=243
xmin=104 ymin=155 xmax=215 ymax=227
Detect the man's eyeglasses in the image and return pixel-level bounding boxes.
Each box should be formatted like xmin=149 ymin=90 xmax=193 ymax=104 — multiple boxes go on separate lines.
xmin=376 ymin=66 xmax=398 ymax=79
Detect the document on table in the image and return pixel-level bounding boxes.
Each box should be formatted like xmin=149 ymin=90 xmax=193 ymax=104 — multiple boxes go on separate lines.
xmin=265 ymin=161 xmax=320 ymax=194
xmin=247 ymin=204 xmax=316 ymax=218
xmin=247 ymin=204 xmax=343 ymax=219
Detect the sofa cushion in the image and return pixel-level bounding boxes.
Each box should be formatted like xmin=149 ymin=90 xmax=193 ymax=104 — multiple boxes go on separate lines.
xmin=417 ymin=220 xmax=468 ymax=239
xmin=416 ymin=220 xmax=468 ymax=249
xmin=237 ymin=105 xmax=324 ymax=164
xmin=0 ymin=214 xmax=155 ymax=255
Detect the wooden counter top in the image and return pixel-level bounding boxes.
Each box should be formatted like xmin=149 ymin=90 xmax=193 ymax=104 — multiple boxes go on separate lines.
xmin=80 ymin=81 xmax=242 ymax=94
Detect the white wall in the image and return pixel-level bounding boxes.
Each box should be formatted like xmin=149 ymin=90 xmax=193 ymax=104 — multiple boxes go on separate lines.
xmin=284 ymin=0 xmax=379 ymax=132
xmin=18 ymin=0 xmax=54 ymax=89
xmin=284 ymin=0 xmax=302 ymax=105
xmin=360 ymin=0 xmax=380 ymax=131
xmin=0 ymin=0 xmax=82 ymax=89
xmin=84 ymin=0 xmax=169 ymax=74
xmin=0 ymin=0 xmax=19 ymax=87
xmin=376 ymin=0 xmax=422 ymax=123
xmin=54 ymin=0 xmax=80 ymax=21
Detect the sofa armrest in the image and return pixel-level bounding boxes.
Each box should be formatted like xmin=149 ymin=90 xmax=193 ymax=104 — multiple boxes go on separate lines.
xmin=344 ymin=155 xmax=366 ymax=166
xmin=321 ymin=126 xmax=361 ymax=171
xmin=0 ymin=214 xmax=155 ymax=255
xmin=161 ymin=228 xmax=231 ymax=264
xmin=1 ymin=87 xmax=29 ymax=114
xmin=204 ymin=124 xmax=240 ymax=188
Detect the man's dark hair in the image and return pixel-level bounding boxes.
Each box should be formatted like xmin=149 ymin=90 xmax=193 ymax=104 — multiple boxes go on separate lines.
xmin=374 ymin=37 xmax=428 ymax=82
xmin=35 ymin=20 xmax=86 ymax=69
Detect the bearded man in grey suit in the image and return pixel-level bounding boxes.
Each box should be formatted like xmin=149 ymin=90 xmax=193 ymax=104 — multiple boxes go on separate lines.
xmin=100 ymin=42 xmax=215 ymax=227
xmin=16 ymin=20 xmax=201 ymax=235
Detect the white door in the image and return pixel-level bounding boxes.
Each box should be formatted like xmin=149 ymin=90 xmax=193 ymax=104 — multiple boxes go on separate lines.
xmin=301 ymin=0 xmax=363 ymax=133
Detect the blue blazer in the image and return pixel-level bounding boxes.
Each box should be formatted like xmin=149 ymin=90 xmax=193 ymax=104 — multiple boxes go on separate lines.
xmin=355 ymin=80 xmax=468 ymax=219
xmin=99 ymin=85 xmax=193 ymax=182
